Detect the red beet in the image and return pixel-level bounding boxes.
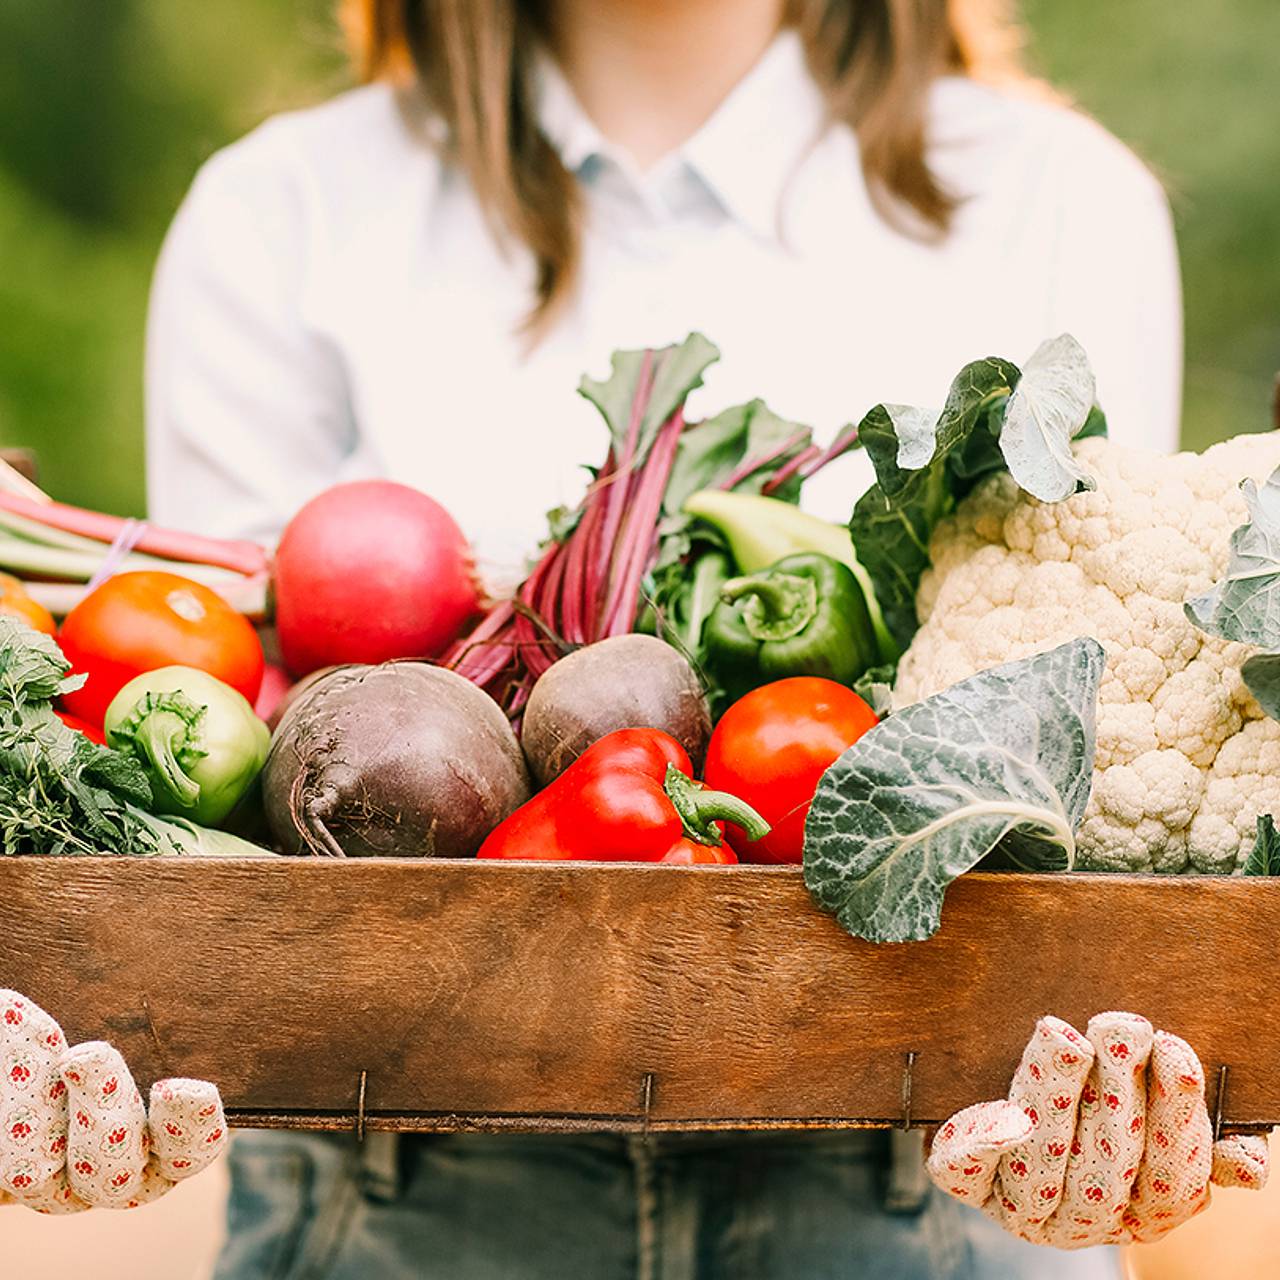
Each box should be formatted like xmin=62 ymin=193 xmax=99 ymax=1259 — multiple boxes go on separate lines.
xmin=273 ymin=481 xmax=481 ymax=677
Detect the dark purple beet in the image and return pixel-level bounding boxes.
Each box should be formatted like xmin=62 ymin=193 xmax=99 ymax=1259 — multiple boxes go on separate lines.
xmin=520 ymin=635 xmax=712 ymax=787
xmin=263 ymin=662 xmax=530 ymax=857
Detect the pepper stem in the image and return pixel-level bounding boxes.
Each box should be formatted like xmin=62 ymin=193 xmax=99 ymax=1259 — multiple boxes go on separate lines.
xmin=719 ymin=572 xmax=817 ymax=642
xmin=664 ymin=764 xmax=771 ymax=847
xmin=135 ymin=709 xmax=202 ymax=810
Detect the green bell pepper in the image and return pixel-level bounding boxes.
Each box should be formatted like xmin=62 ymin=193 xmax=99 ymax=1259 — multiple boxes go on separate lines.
xmin=682 ymin=489 xmax=898 ymax=661
xmin=702 ymin=552 xmax=877 ymax=698
xmin=104 ymin=665 xmax=270 ymax=826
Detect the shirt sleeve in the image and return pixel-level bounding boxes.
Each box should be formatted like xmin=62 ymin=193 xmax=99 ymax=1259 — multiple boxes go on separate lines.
xmin=145 ymin=127 xmax=355 ymax=544
xmin=1043 ymin=122 xmax=1183 ymax=454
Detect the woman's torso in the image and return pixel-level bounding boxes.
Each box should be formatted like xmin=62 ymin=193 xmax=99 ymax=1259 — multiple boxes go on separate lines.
xmin=146 ymin=31 xmax=1180 ymax=584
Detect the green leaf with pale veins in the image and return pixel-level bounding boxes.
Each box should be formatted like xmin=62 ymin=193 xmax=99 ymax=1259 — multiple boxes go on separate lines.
xmin=851 ymin=357 xmax=1018 ymax=649
xmin=999 ymin=334 xmax=1098 ymax=502
xmin=578 ymin=333 xmax=720 ymax=463
xmin=849 ymin=466 xmax=948 ymax=651
xmin=803 ymin=637 xmax=1105 ymax=944
xmin=1185 ymin=464 xmax=1280 ymax=647
xmin=661 ymin=398 xmax=811 ymax=523
xmin=850 ymin=341 xmax=1104 ymax=653
xmin=1244 ymin=814 xmax=1280 ymax=875
xmin=1076 ymin=404 xmax=1109 ymax=441
xmin=1242 ymin=652 xmax=1280 ymax=722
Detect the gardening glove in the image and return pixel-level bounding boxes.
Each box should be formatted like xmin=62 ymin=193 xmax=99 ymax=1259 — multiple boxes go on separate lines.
xmin=927 ymin=1012 xmax=1269 ymax=1249
xmin=0 ymin=989 xmax=226 ymax=1213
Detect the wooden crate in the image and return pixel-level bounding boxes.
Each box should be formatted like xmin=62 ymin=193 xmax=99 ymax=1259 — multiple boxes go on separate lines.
xmin=1 ymin=859 xmax=1275 ymax=1135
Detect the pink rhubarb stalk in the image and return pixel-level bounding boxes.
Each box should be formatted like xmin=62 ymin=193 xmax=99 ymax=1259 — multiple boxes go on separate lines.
xmin=0 ymin=493 xmax=270 ymax=578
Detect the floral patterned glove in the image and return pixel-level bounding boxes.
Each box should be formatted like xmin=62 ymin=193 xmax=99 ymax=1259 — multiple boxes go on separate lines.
xmin=0 ymin=989 xmax=227 ymax=1213
xmin=927 ymin=1011 xmax=1269 ymax=1249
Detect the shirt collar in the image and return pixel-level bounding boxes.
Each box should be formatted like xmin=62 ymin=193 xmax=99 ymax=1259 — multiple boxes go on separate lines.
xmin=535 ymin=28 xmax=829 ymax=242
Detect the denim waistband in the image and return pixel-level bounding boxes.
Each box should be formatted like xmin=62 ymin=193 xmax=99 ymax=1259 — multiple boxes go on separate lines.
xmin=357 ymin=1128 xmax=928 ymax=1212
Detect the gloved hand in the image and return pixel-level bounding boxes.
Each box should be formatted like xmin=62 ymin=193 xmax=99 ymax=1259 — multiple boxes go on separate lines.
xmin=927 ymin=1011 xmax=1269 ymax=1249
xmin=0 ymin=989 xmax=227 ymax=1213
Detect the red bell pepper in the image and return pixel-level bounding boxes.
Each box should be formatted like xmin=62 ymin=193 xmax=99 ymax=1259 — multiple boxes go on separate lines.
xmin=54 ymin=709 xmax=106 ymax=746
xmin=659 ymin=838 xmax=739 ymax=865
xmin=477 ymin=728 xmax=767 ymax=862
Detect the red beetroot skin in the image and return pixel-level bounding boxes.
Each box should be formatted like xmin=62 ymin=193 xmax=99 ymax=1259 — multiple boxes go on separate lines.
xmin=273 ymin=481 xmax=481 ymax=677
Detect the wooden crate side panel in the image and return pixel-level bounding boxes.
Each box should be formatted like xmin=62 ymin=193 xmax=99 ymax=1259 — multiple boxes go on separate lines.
xmin=1 ymin=860 xmax=1277 ymax=1130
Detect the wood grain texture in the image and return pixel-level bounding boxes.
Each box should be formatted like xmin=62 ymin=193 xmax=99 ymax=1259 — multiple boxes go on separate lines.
xmin=1 ymin=859 xmax=1277 ymax=1132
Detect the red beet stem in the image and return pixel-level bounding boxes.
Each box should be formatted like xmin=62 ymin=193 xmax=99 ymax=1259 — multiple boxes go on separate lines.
xmin=720 ymin=429 xmax=812 ymax=493
xmin=602 ymin=408 xmax=684 ymax=636
xmin=799 ymin=422 xmax=861 ymax=481
xmin=559 ymin=496 xmax=601 ymax=645
xmin=592 ymin=352 xmax=654 ymax=612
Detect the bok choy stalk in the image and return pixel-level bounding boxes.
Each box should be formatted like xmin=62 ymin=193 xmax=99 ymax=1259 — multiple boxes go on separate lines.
xmin=0 ymin=618 xmax=271 ymax=856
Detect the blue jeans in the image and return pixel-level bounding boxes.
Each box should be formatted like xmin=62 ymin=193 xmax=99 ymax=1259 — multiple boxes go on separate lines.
xmin=214 ymin=1130 xmax=1122 ymax=1280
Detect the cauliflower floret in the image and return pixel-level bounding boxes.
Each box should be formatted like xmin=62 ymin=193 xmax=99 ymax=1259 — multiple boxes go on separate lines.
xmin=894 ymin=430 xmax=1280 ymax=873
xmin=1189 ymin=719 xmax=1280 ymax=872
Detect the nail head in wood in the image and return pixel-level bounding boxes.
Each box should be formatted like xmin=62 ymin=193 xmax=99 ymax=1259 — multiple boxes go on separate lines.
xmin=900 ymin=1051 xmax=918 ymax=1131
xmin=356 ymin=1069 xmax=368 ymax=1143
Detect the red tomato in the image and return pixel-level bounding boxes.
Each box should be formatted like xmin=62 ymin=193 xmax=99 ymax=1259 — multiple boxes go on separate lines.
xmin=57 ymin=571 xmax=264 ymax=727
xmin=0 ymin=594 xmax=56 ymax=636
xmin=54 ymin=710 xmax=106 ymax=746
xmin=703 ymin=678 xmax=878 ymax=864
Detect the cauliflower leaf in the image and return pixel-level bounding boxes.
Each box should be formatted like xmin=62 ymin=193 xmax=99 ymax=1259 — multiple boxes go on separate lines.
xmin=999 ymin=335 xmax=1099 ymax=502
xmin=1185 ymin=464 xmax=1280 ymax=647
xmin=850 ymin=338 xmax=1102 ymax=652
xmin=803 ymin=637 xmax=1105 ymax=943
xmin=1244 ymin=815 xmax=1280 ymax=876
xmin=1242 ymin=652 xmax=1280 ymax=721
xmin=1185 ymin=462 xmax=1280 ymax=728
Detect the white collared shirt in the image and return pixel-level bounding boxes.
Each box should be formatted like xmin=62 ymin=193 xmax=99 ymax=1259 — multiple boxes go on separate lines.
xmin=146 ymin=32 xmax=1180 ymax=588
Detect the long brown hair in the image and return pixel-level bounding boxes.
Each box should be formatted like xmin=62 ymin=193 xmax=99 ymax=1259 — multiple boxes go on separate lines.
xmin=341 ymin=1 xmax=1032 ymax=328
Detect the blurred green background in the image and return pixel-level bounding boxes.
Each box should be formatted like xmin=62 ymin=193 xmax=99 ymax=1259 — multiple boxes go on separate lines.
xmin=0 ymin=0 xmax=1276 ymax=515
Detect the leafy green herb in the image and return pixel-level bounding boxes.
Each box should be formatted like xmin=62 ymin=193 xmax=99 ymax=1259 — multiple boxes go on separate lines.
xmin=1185 ymin=465 xmax=1280 ymax=647
xmin=0 ymin=619 xmax=87 ymax=703
xmin=849 ymin=337 xmax=1104 ymax=652
xmin=1244 ymin=814 xmax=1280 ymax=876
xmin=803 ymin=637 xmax=1104 ymax=944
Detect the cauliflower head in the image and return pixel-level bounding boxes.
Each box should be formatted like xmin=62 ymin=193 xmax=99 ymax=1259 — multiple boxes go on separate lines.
xmin=893 ymin=431 xmax=1280 ymax=873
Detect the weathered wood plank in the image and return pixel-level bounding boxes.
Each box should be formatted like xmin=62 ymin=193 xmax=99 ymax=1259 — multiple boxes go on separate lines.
xmin=1 ymin=859 xmax=1276 ymax=1132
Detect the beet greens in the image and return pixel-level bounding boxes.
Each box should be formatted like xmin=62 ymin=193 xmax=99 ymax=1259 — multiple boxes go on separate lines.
xmin=445 ymin=334 xmax=833 ymax=714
